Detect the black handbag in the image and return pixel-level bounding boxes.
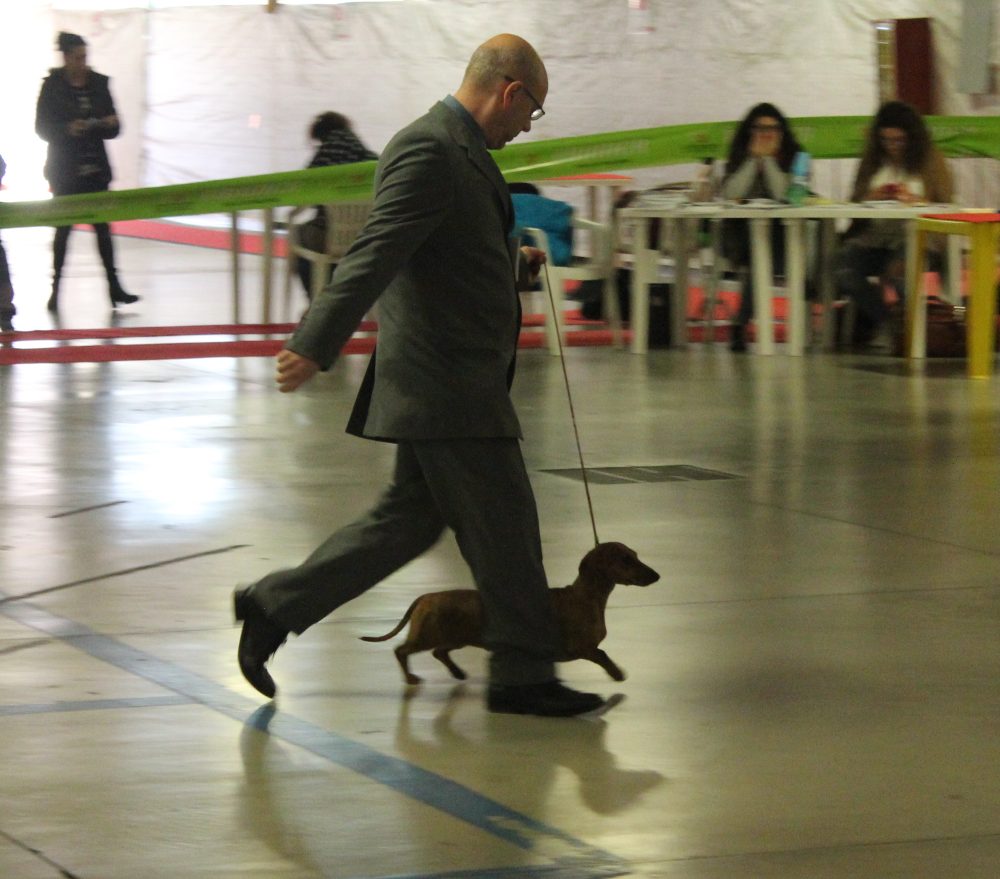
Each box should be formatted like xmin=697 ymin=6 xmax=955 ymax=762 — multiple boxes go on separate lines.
xmin=892 ymin=297 xmax=969 ymax=358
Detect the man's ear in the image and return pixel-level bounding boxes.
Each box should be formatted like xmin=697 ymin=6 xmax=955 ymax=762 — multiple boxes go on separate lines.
xmin=499 ymin=78 xmax=519 ymax=110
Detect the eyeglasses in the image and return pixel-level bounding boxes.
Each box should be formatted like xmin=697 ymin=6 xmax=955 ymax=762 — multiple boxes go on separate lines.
xmin=751 ymin=123 xmax=782 ymax=133
xmin=503 ymin=76 xmax=545 ymax=121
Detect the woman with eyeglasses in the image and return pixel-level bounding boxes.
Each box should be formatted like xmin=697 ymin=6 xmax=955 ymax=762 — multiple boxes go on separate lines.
xmin=834 ymin=100 xmax=952 ymax=348
xmin=720 ymin=103 xmax=803 ymax=351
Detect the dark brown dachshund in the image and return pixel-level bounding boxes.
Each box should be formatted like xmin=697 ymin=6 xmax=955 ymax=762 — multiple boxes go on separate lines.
xmin=361 ymin=541 xmax=660 ymax=685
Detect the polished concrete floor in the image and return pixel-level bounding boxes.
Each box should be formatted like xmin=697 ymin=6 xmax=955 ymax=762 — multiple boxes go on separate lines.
xmin=1 ymin=227 xmax=999 ymax=878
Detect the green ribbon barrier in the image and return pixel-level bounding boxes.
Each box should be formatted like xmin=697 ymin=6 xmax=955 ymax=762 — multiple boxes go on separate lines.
xmin=0 ymin=161 xmax=379 ymax=230
xmin=1 ymin=116 xmax=997 ymax=230
xmin=500 ymin=115 xmax=1000 ymax=181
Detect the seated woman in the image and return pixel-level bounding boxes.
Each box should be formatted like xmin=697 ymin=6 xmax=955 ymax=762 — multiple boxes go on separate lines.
xmin=720 ymin=103 xmax=803 ymax=351
xmin=834 ymin=100 xmax=953 ymax=347
xmin=295 ymin=112 xmax=377 ymax=298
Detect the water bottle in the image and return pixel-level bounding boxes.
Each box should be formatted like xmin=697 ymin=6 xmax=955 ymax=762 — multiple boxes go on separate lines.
xmin=787 ymin=151 xmax=811 ymax=206
xmin=691 ymin=157 xmax=715 ymax=203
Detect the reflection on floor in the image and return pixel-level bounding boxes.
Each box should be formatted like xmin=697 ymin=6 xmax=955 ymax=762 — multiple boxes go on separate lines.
xmin=1 ymin=229 xmax=999 ymax=878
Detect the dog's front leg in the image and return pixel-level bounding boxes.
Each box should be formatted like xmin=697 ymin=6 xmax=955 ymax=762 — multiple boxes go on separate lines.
xmin=585 ymin=648 xmax=626 ymax=681
xmin=432 ymin=647 xmax=467 ymax=681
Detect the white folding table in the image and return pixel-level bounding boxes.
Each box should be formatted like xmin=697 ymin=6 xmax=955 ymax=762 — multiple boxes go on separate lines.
xmin=618 ymin=201 xmax=962 ymax=355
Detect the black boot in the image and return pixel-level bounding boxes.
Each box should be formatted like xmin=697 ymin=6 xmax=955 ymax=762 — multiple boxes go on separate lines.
xmin=0 ymin=280 xmax=13 ymax=332
xmin=850 ymin=312 xmax=877 ymax=349
xmin=729 ymin=323 xmax=747 ymax=352
xmin=96 ymin=223 xmax=138 ymax=306
xmin=47 ymin=278 xmax=60 ymax=312
xmin=109 ymin=279 xmax=140 ymax=307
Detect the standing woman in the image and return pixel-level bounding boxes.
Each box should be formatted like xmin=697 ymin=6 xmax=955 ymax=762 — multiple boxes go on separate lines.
xmin=720 ymin=103 xmax=802 ymax=351
xmin=834 ymin=100 xmax=952 ymax=346
xmin=35 ymin=32 xmax=138 ymax=311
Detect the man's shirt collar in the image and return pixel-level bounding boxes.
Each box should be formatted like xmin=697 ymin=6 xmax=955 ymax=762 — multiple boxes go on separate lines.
xmin=443 ymin=94 xmax=486 ymax=146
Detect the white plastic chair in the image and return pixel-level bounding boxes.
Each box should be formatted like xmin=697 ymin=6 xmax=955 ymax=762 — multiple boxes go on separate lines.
xmin=613 ymin=205 xmax=706 ymax=349
xmin=523 ymin=216 xmax=620 ymax=354
xmin=284 ymin=201 xmax=373 ymax=312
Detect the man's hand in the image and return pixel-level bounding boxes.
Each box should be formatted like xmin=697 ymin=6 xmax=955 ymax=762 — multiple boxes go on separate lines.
xmin=276 ymin=349 xmax=320 ymax=393
xmin=520 ymin=245 xmax=547 ymax=281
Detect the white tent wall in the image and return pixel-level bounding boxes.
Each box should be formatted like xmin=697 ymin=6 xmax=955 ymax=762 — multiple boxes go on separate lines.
xmin=0 ymin=2 xmax=55 ymax=199
xmin=140 ymin=3 xmax=550 ymax=186
xmin=3 ymin=0 xmax=994 ymax=207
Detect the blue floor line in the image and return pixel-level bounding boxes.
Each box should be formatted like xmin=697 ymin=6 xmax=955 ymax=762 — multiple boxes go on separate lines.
xmin=1 ymin=592 xmax=630 ymax=879
xmin=0 ymin=694 xmax=191 ymax=716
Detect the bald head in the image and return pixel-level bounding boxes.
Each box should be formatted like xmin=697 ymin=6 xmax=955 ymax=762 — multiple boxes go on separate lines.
xmin=454 ymin=33 xmax=547 ymax=150
xmin=461 ymin=33 xmax=547 ymax=96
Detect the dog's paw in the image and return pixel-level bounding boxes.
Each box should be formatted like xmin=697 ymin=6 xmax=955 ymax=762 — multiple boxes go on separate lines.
xmin=609 ymin=668 xmax=627 ymax=682
xmin=405 ymin=673 xmax=423 ymax=686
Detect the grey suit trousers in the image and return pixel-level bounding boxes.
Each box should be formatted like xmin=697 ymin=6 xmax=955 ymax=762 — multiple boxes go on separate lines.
xmin=251 ymin=437 xmax=560 ymax=686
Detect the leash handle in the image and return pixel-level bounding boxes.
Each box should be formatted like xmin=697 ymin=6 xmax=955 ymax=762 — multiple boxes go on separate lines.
xmin=539 ymin=259 xmax=600 ymax=548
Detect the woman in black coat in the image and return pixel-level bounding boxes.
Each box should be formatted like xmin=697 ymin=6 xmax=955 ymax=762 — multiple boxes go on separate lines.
xmin=35 ymin=32 xmax=138 ymax=311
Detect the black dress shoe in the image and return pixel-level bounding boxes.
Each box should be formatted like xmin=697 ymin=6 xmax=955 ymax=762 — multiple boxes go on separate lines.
xmin=487 ymin=680 xmax=606 ymax=717
xmin=234 ymin=588 xmax=288 ymax=699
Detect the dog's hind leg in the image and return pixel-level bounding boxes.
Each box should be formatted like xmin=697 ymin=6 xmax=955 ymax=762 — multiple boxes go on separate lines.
xmin=432 ymin=647 xmax=467 ymax=680
xmin=394 ymin=645 xmax=423 ymax=686
xmin=585 ymin=648 xmax=626 ymax=681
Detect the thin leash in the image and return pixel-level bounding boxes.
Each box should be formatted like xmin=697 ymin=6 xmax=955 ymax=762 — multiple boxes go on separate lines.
xmin=539 ymin=259 xmax=600 ymax=548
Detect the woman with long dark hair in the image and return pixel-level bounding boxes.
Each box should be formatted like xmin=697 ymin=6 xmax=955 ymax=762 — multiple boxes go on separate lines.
xmin=720 ymin=103 xmax=803 ymax=351
xmin=834 ymin=100 xmax=952 ymax=347
xmin=35 ymin=32 xmax=138 ymax=311
xmin=294 ymin=112 xmax=377 ymax=298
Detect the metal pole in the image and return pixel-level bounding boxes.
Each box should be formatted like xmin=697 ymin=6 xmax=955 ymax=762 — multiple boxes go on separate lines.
xmin=261 ymin=207 xmax=274 ymax=323
xmin=230 ymin=211 xmax=240 ymax=324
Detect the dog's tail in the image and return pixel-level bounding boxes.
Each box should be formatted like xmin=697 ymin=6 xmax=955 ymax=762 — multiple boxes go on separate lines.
xmin=359 ymin=597 xmax=420 ymax=642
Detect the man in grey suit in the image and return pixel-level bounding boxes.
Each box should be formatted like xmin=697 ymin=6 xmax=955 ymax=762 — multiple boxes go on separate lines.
xmin=235 ymin=33 xmax=605 ymax=717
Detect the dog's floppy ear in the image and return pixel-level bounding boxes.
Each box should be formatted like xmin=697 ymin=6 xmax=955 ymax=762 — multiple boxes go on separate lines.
xmin=584 ymin=542 xmax=659 ymax=586
xmin=579 ymin=541 xmax=618 ymax=577
xmin=580 ymin=541 xmax=626 ymax=572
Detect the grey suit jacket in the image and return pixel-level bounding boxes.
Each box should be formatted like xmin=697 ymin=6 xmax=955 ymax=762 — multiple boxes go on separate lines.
xmin=287 ymin=101 xmax=523 ymax=441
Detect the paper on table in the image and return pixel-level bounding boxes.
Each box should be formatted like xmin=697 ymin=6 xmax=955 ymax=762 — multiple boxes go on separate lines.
xmin=729 ymin=198 xmax=782 ymax=208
